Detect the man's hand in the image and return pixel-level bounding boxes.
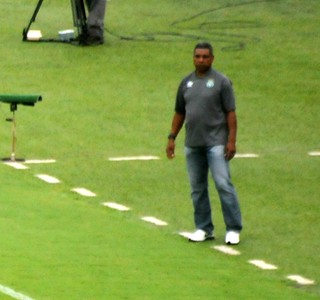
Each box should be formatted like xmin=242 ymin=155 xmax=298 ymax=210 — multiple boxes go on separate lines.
xmin=225 ymin=141 xmax=236 ymax=161
xmin=225 ymin=111 xmax=237 ymax=161
xmin=166 ymin=113 xmax=185 ymax=159
xmin=166 ymin=140 xmax=176 ymax=159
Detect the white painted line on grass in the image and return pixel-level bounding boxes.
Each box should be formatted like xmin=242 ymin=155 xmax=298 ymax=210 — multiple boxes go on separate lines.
xmin=3 ymin=162 xmax=29 ymax=170
xmin=25 ymin=159 xmax=56 ymax=164
xmin=235 ymin=153 xmax=259 ymax=158
xmin=0 ymin=284 xmax=35 ymax=300
xmin=35 ymin=174 xmax=61 ymax=184
xmin=213 ymin=245 xmax=241 ymax=256
xmin=249 ymin=259 xmax=278 ymax=270
xmin=178 ymin=231 xmax=192 ymax=239
xmin=141 ymin=216 xmax=168 ymax=226
xmin=108 ymin=156 xmax=160 ymax=161
xmin=308 ymin=151 xmax=320 ymax=156
xmin=101 ymin=202 xmax=130 ymax=211
xmin=287 ymin=275 xmax=315 ymax=285
xmin=71 ymin=188 xmax=96 ymax=197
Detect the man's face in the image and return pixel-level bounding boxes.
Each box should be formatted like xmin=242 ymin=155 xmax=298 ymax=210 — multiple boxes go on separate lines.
xmin=193 ymin=48 xmax=214 ymax=74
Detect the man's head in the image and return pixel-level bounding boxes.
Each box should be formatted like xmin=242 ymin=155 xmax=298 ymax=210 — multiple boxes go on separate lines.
xmin=193 ymin=42 xmax=214 ymax=75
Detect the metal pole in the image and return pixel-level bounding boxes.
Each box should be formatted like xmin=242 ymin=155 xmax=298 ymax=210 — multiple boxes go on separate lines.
xmin=11 ymin=110 xmax=16 ymax=161
xmin=22 ymin=0 xmax=44 ymax=41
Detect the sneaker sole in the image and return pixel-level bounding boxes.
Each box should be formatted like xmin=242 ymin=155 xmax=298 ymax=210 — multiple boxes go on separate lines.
xmin=225 ymin=241 xmax=240 ymax=245
xmin=189 ymin=236 xmax=215 ymax=242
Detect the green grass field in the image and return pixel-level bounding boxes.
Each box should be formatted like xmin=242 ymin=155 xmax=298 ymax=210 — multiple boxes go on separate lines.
xmin=0 ymin=0 xmax=319 ymax=299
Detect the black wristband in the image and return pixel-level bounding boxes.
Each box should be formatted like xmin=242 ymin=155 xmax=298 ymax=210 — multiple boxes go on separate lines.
xmin=168 ymin=133 xmax=176 ymax=140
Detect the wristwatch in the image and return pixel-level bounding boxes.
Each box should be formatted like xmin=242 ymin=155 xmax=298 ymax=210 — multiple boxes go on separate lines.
xmin=168 ymin=133 xmax=176 ymax=140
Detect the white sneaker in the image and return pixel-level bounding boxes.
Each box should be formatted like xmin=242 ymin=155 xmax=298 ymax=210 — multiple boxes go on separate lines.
xmin=225 ymin=231 xmax=240 ymax=245
xmin=188 ymin=229 xmax=214 ymax=242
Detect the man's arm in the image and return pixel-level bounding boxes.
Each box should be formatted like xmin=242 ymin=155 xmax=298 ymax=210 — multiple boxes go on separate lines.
xmin=225 ymin=110 xmax=237 ymax=161
xmin=166 ymin=112 xmax=185 ymax=159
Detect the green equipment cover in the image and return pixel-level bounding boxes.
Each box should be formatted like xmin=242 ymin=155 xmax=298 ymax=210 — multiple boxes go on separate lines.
xmin=0 ymin=94 xmax=42 ymax=106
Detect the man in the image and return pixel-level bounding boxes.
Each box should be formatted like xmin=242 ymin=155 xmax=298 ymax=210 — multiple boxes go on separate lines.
xmin=166 ymin=42 xmax=242 ymax=245
xmin=81 ymin=0 xmax=107 ymax=45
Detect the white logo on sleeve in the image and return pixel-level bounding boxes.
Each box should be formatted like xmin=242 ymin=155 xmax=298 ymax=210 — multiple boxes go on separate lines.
xmin=187 ymin=81 xmax=194 ymax=88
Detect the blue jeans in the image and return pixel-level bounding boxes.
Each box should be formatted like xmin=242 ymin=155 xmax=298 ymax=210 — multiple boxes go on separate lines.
xmin=185 ymin=145 xmax=242 ymax=234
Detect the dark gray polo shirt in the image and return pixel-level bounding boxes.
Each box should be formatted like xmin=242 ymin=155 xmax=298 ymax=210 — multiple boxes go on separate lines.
xmin=175 ymin=68 xmax=236 ymax=147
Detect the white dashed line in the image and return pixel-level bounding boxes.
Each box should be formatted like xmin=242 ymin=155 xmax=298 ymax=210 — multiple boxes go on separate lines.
xmin=178 ymin=231 xmax=193 ymax=239
xmin=108 ymin=156 xmax=160 ymax=161
xmin=71 ymin=188 xmax=97 ymax=197
xmin=0 ymin=284 xmax=35 ymax=300
xmin=308 ymin=151 xmax=320 ymax=156
xmin=213 ymin=245 xmax=241 ymax=256
xmin=25 ymin=159 xmax=56 ymax=164
xmin=287 ymin=275 xmax=315 ymax=285
xmin=249 ymin=260 xmax=278 ymax=270
xmin=35 ymin=174 xmax=61 ymax=184
xmin=141 ymin=216 xmax=168 ymax=226
xmin=235 ymin=153 xmax=259 ymax=158
xmin=101 ymin=202 xmax=131 ymax=211
xmin=3 ymin=162 xmax=29 ymax=170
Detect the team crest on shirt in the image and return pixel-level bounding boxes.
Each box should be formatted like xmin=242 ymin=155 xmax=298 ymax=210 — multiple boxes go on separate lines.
xmin=187 ymin=81 xmax=194 ymax=88
xmin=206 ymin=79 xmax=215 ymax=88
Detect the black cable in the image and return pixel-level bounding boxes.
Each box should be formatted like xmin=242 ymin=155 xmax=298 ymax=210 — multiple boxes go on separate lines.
xmin=105 ymin=0 xmax=278 ymax=51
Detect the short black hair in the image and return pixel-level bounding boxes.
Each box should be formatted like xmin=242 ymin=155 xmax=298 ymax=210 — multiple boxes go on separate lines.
xmin=194 ymin=42 xmax=214 ymax=56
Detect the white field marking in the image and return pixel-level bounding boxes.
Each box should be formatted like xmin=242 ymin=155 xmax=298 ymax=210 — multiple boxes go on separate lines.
xmin=71 ymin=188 xmax=96 ymax=197
xmin=287 ymin=275 xmax=315 ymax=285
xmin=35 ymin=174 xmax=61 ymax=184
xmin=178 ymin=231 xmax=192 ymax=239
xmin=141 ymin=216 xmax=168 ymax=226
xmin=3 ymin=162 xmax=29 ymax=170
xmin=249 ymin=259 xmax=278 ymax=270
xmin=0 ymin=284 xmax=35 ymax=300
xmin=235 ymin=153 xmax=259 ymax=158
xmin=213 ymin=245 xmax=241 ymax=256
xmin=308 ymin=151 xmax=320 ymax=156
xmin=25 ymin=159 xmax=56 ymax=164
xmin=101 ymin=202 xmax=130 ymax=211
xmin=108 ymin=156 xmax=160 ymax=161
